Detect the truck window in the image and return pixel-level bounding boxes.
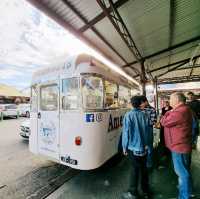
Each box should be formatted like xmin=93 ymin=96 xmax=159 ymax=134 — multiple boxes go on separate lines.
xmin=40 ymin=84 xmax=58 ymax=111
xmin=118 ymin=86 xmax=131 ymax=108
xmin=81 ymin=76 xmax=103 ymax=110
xmin=62 ymin=78 xmax=80 ymax=110
xmin=104 ymin=80 xmax=118 ymax=108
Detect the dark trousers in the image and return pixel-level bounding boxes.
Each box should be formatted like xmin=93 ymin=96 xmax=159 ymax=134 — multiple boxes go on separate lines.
xmin=159 ymin=126 xmax=171 ymax=157
xmin=128 ymin=151 xmax=149 ymax=195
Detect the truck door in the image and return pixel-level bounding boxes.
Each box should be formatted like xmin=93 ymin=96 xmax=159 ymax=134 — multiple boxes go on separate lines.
xmin=37 ymin=83 xmax=60 ymax=160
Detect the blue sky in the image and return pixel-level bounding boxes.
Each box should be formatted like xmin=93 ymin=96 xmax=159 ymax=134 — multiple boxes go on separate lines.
xmin=0 ymin=0 xmax=89 ymax=89
xmin=0 ymin=0 xmax=138 ymax=90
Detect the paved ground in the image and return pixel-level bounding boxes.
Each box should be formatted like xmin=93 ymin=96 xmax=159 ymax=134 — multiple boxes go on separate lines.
xmin=0 ymin=118 xmax=48 ymax=186
xmin=47 ymin=151 xmax=200 ymax=199
xmin=0 ymin=118 xmax=74 ymax=199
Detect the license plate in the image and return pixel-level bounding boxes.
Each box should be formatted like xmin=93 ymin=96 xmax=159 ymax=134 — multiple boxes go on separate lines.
xmin=61 ymin=156 xmax=78 ymax=165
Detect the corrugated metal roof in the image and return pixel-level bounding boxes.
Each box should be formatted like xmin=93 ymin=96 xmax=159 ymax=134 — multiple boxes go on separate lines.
xmin=67 ymin=0 xmax=103 ymax=22
xmin=26 ymin=0 xmax=200 ymax=84
xmin=119 ymin=0 xmax=170 ymax=56
xmin=42 ymin=0 xmax=85 ymax=29
xmin=94 ymin=17 xmax=136 ymax=63
xmin=155 ymin=68 xmax=190 ymax=79
xmin=147 ymin=44 xmax=196 ymax=71
xmin=173 ymin=0 xmax=200 ymax=45
xmin=83 ymin=29 xmax=125 ymax=66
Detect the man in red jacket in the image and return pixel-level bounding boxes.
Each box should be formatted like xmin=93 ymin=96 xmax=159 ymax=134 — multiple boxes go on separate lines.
xmin=160 ymin=92 xmax=193 ymax=199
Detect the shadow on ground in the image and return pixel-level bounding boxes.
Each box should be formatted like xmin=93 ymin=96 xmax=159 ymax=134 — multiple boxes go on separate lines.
xmin=49 ymin=151 xmax=200 ymax=199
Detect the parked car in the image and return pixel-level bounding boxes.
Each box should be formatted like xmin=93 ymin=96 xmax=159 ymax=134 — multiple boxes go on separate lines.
xmin=0 ymin=104 xmax=18 ymax=118
xmin=18 ymin=104 xmax=30 ymax=117
xmin=20 ymin=119 xmax=30 ymax=139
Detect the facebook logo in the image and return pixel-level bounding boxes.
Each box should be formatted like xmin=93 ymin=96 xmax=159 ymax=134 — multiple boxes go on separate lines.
xmin=86 ymin=114 xmax=95 ymax=122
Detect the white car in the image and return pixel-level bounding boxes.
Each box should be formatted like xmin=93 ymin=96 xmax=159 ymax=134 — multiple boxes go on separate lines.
xmin=0 ymin=104 xmax=18 ymax=118
xmin=18 ymin=104 xmax=30 ymax=117
xmin=20 ymin=119 xmax=30 ymax=139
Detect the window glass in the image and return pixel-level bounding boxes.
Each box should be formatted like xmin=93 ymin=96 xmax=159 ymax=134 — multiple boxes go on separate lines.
xmin=62 ymin=78 xmax=80 ymax=110
xmin=31 ymin=86 xmax=37 ymax=112
xmin=40 ymin=84 xmax=58 ymax=111
xmin=118 ymin=86 xmax=131 ymax=108
xmin=5 ymin=104 xmax=17 ymax=109
xmin=82 ymin=76 xmax=103 ymax=109
xmin=104 ymin=80 xmax=118 ymax=108
xmin=131 ymin=89 xmax=139 ymax=96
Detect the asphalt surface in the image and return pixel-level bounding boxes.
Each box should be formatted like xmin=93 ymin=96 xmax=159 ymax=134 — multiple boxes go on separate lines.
xmin=0 ymin=118 xmax=74 ymax=199
xmin=47 ymin=151 xmax=200 ymax=199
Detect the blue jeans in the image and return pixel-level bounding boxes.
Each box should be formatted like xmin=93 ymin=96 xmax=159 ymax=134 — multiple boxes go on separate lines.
xmin=171 ymin=152 xmax=192 ymax=199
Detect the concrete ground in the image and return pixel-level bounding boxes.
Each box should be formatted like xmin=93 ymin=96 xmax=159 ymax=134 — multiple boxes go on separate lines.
xmin=0 ymin=118 xmax=73 ymax=199
xmin=0 ymin=118 xmax=50 ymax=186
xmin=47 ymin=151 xmax=200 ymax=199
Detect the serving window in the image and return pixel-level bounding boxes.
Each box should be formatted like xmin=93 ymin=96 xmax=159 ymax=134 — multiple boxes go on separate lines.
xmin=104 ymin=80 xmax=118 ymax=108
xmin=62 ymin=78 xmax=80 ymax=110
xmin=81 ymin=76 xmax=104 ymax=110
xmin=40 ymin=84 xmax=58 ymax=111
xmin=118 ymin=86 xmax=131 ymax=108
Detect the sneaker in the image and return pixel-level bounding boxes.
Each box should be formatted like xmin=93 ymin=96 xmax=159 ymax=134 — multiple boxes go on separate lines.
xmin=121 ymin=191 xmax=138 ymax=199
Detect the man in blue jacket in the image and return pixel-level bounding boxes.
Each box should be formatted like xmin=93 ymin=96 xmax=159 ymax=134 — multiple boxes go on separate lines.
xmin=122 ymin=96 xmax=151 ymax=199
xmin=140 ymin=96 xmax=157 ymax=169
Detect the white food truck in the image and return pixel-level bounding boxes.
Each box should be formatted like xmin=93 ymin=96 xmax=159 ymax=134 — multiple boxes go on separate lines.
xmin=29 ymin=54 xmax=139 ymax=170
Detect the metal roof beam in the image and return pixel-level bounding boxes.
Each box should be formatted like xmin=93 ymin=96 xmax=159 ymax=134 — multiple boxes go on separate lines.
xmin=123 ymin=35 xmax=200 ymax=67
xmin=189 ymin=54 xmax=199 ymax=76
xmin=156 ymin=61 xmax=188 ymax=78
xmin=79 ymin=0 xmax=129 ymax=32
xmin=132 ymin=54 xmax=200 ymax=79
xmin=96 ymin=0 xmax=144 ymax=79
xmin=149 ymin=54 xmax=200 ymax=73
xmin=61 ymin=0 xmax=132 ymax=68
xmin=176 ymin=64 xmax=200 ymax=71
xmin=158 ymin=76 xmax=200 ymax=84
xmin=96 ymin=0 xmax=142 ymax=62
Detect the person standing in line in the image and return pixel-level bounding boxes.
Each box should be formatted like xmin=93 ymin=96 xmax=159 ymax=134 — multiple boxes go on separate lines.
xmin=187 ymin=92 xmax=200 ymax=119
xmin=140 ymin=96 xmax=157 ymax=169
xmin=122 ymin=96 xmax=151 ymax=199
xmin=160 ymin=92 xmax=193 ymax=199
xmin=159 ymin=100 xmax=173 ymax=157
xmin=187 ymin=92 xmax=200 ymax=148
xmin=161 ymin=100 xmax=173 ymax=116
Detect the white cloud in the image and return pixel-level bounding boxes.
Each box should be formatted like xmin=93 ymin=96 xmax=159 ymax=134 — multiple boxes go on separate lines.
xmin=0 ymin=69 xmax=24 ymax=79
xmin=0 ymin=0 xmax=137 ymax=88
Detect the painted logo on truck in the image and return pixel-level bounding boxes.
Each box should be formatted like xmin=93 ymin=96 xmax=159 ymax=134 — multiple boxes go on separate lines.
xmin=108 ymin=114 xmax=123 ymax=132
xmin=40 ymin=121 xmax=56 ymax=145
